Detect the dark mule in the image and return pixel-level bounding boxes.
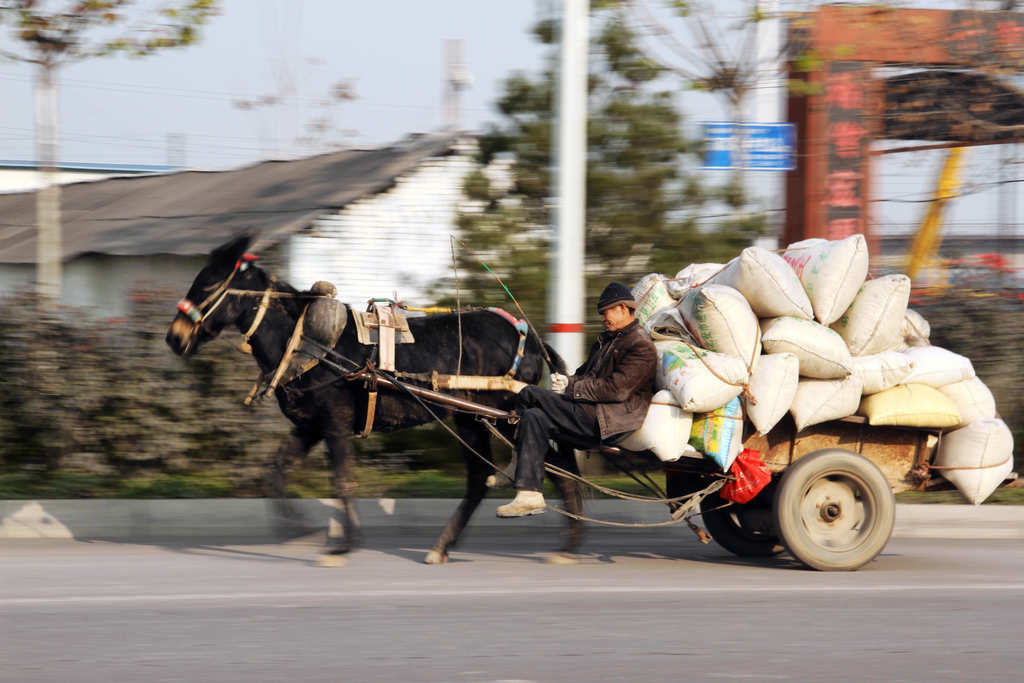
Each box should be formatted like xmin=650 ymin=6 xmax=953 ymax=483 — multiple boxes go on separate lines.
xmin=166 ymin=235 xmax=584 ymax=563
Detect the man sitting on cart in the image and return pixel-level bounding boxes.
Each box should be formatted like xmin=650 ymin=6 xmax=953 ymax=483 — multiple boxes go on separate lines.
xmin=496 ymin=282 xmax=658 ymax=517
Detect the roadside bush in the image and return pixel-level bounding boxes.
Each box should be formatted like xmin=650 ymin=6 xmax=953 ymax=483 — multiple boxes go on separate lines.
xmin=0 ymin=290 xmax=477 ymax=498
xmin=0 ymin=290 xmax=290 ymax=493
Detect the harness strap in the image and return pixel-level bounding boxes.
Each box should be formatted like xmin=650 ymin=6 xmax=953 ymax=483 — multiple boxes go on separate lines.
xmin=485 ymin=308 xmax=529 ymax=378
xmin=358 ymin=360 xmax=380 ymax=438
xmin=264 ymin=303 xmax=310 ymax=398
xmin=361 ymin=391 xmax=378 ymax=438
xmin=238 ymin=288 xmax=272 ymax=354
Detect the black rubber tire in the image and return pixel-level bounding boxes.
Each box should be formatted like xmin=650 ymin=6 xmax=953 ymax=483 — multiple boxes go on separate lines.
xmin=773 ymin=449 xmax=895 ymax=571
xmin=700 ymin=491 xmax=784 ymax=557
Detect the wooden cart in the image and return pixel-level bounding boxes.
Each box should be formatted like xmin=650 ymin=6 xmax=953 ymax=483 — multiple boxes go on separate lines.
xmin=664 ymin=415 xmax=940 ymax=571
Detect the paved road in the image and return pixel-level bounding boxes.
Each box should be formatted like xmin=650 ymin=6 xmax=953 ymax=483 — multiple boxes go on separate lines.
xmin=2 ymin=529 xmax=1023 ymax=682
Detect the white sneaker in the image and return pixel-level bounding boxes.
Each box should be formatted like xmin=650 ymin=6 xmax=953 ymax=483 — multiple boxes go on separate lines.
xmin=496 ymin=490 xmax=546 ymax=518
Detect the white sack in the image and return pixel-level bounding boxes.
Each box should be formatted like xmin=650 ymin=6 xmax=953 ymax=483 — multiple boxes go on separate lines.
xmin=745 ymin=352 xmax=800 ymax=435
xmin=619 ymin=390 xmax=697 ymax=462
xmin=933 ymin=418 xmax=1014 ymax=505
xmin=711 ymin=247 xmax=813 ymax=319
xmin=831 ymin=274 xmax=911 ymax=356
xmin=783 ymin=234 xmax=869 ymax=325
xmin=644 ymin=307 xmax=696 ymax=343
xmin=852 ymin=350 xmax=915 ymax=395
xmin=761 ymin=316 xmax=854 ymax=379
xmin=662 ymin=343 xmax=749 ymax=413
xmin=939 ymin=377 xmax=997 ymax=425
xmin=653 ymin=340 xmax=683 ymax=388
xmin=901 ymin=346 xmax=975 ymax=387
xmin=677 ymin=284 xmax=761 ymax=370
xmin=789 ymin=375 xmax=863 ymax=431
xmin=666 ymin=263 xmax=722 ymax=299
xmin=632 ymin=273 xmax=675 ymax=327
xmin=902 ymin=308 xmax=931 ymax=347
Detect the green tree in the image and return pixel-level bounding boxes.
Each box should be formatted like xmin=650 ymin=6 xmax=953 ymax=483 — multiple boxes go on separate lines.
xmin=441 ymin=6 xmax=764 ymax=333
xmin=0 ymin=1 xmax=220 ymax=304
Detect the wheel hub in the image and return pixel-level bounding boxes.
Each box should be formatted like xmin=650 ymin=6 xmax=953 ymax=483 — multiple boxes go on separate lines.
xmin=820 ymin=501 xmax=842 ymax=522
xmin=799 ymin=476 xmax=869 ymax=550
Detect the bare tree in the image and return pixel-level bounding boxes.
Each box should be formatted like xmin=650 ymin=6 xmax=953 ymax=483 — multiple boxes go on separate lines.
xmin=0 ymin=1 xmax=220 ymax=305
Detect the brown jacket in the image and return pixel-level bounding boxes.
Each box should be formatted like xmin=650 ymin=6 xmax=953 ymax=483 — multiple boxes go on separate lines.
xmin=567 ymin=320 xmax=657 ymax=439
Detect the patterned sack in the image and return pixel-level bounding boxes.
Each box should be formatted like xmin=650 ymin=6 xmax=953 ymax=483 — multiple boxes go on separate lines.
xmin=689 ymin=397 xmax=744 ymax=471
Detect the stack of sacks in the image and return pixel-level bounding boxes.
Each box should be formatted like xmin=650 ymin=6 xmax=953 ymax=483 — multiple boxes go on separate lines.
xmin=628 ymin=233 xmax=1013 ymax=501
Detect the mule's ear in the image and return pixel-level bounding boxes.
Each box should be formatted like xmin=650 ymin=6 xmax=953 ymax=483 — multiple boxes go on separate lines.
xmin=209 ymin=234 xmax=252 ymax=267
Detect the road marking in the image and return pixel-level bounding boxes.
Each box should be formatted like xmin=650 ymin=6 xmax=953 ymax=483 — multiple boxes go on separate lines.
xmin=3 ymin=583 xmax=1024 ymax=607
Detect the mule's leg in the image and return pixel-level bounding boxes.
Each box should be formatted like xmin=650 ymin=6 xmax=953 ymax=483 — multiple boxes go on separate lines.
xmin=265 ymin=429 xmax=318 ymax=498
xmin=546 ymin=441 xmax=585 ymax=555
xmin=265 ymin=430 xmax=320 ymax=532
xmin=425 ymin=416 xmax=492 ymax=565
xmin=323 ymin=423 xmax=361 ymax=556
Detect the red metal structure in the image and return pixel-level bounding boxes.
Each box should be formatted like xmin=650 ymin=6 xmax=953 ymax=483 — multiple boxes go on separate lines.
xmin=784 ymin=6 xmax=1024 ymax=250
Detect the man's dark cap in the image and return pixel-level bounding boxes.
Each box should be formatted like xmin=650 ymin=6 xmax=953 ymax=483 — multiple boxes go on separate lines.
xmin=597 ymin=281 xmax=636 ymax=313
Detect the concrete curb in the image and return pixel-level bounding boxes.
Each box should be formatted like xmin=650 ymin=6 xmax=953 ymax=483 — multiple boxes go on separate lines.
xmin=2 ymin=499 xmax=1024 ymax=541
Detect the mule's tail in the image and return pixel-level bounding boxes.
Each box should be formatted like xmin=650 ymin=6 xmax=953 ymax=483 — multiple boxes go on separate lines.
xmin=543 ymin=341 xmax=567 ymax=375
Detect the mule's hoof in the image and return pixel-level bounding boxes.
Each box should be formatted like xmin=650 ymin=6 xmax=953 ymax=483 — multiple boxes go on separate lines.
xmin=313 ymin=553 xmax=348 ymax=568
xmin=424 ymin=549 xmax=448 ymax=565
xmin=545 ymin=552 xmax=579 ymax=565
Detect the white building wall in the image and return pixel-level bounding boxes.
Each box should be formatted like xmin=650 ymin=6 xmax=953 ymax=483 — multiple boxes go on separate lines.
xmin=0 ymin=168 xmax=144 ymax=194
xmin=0 ymin=254 xmax=205 ymax=316
xmin=286 ymin=140 xmax=478 ymax=306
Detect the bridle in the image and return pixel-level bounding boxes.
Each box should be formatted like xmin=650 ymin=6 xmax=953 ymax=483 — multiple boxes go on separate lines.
xmin=177 ymin=254 xmax=259 ymax=330
xmin=175 ymin=253 xmax=278 ymax=353
xmin=174 ymin=254 xmax=327 ymax=355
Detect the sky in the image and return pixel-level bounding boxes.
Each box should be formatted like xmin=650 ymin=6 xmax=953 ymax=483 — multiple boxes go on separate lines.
xmin=0 ymin=0 xmax=550 ymax=169
xmin=0 ymin=0 xmax=1020 ymax=237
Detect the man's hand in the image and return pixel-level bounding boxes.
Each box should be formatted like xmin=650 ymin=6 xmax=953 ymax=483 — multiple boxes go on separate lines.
xmin=550 ymin=373 xmax=569 ymax=394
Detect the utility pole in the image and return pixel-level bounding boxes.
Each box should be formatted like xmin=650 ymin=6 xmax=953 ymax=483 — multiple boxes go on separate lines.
xmin=443 ymin=39 xmax=471 ymax=132
xmin=547 ymin=0 xmax=589 ymax=375
xmin=34 ymin=62 xmax=61 ymax=305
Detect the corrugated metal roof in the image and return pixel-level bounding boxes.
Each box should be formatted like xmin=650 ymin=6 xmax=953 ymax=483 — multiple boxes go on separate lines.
xmin=0 ymin=133 xmax=458 ymax=264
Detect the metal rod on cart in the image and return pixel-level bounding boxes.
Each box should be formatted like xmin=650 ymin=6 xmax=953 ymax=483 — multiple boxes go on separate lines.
xmin=344 ymin=369 xmax=515 ymax=422
xmin=301 ymin=338 xmax=518 ymax=422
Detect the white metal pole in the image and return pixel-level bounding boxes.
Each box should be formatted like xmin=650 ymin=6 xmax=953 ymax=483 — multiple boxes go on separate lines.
xmin=752 ymin=0 xmax=782 ymax=124
xmin=547 ymin=0 xmax=589 ymax=375
xmin=752 ymin=0 xmax=783 ymax=248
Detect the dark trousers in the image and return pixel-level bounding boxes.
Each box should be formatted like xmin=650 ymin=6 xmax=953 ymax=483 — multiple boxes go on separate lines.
xmin=513 ymin=385 xmax=599 ymax=491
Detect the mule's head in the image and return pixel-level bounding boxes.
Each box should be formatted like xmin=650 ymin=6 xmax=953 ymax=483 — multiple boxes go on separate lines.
xmin=166 ymin=234 xmax=263 ymax=357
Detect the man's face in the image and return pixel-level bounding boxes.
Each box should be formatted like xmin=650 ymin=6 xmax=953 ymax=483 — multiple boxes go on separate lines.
xmin=601 ymin=303 xmax=634 ymax=332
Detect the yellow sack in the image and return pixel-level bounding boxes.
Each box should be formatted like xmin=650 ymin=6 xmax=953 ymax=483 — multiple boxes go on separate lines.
xmin=857 ymin=383 xmax=960 ymax=428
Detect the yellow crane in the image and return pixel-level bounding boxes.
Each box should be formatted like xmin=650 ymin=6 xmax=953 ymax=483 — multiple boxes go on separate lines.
xmin=905 ymin=147 xmax=966 ymax=285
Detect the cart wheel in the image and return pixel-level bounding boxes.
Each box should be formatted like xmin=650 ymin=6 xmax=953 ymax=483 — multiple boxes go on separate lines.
xmin=700 ymin=491 xmax=783 ymax=557
xmin=773 ymin=449 xmax=895 ymax=571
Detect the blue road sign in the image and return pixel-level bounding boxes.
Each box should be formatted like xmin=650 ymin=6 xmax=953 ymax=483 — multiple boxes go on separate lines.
xmin=701 ymin=122 xmax=796 ymax=171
